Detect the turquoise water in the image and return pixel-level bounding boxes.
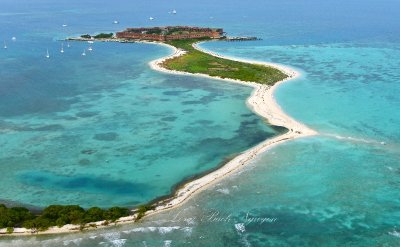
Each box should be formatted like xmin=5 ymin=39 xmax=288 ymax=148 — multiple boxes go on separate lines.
xmin=0 ymin=1 xmax=279 ymax=208
xmin=2 ymin=0 xmax=400 ymax=246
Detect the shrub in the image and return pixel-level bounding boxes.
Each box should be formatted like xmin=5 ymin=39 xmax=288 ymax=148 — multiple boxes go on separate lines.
xmin=93 ymin=33 xmax=113 ymax=39
xmin=104 ymin=207 xmax=130 ymax=222
xmin=83 ymin=207 xmax=104 ymax=223
xmin=135 ymin=204 xmax=155 ymax=221
xmin=0 ymin=204 xmax=130 ymax=230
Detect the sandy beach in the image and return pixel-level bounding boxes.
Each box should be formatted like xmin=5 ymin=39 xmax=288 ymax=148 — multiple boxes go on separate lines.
xmin=146 ymin=42 xmax=317 ymax=214
xmin=0 ymin=40 xmax=317 ymax=236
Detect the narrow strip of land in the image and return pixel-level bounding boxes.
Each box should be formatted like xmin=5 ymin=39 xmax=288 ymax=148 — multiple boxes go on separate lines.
xmin=146 ymin=40 xmax=317 ymax=215
xmin=1 ymin=39 xmax=317 ymax=236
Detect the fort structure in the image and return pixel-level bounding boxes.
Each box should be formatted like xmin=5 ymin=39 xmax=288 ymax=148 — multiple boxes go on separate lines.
xmin=116 ymin=26 xmax=224 ymax=41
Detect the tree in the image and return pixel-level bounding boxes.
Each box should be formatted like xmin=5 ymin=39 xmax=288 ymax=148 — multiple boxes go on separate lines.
xmin=104 ymin=207 xmax=130 ymax=222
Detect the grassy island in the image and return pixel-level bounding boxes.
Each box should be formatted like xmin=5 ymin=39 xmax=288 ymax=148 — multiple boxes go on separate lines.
xmin=162 ymin=39 xmax=288 ymax=85
xmin=4 ymin=31 xmax=292 ymax=235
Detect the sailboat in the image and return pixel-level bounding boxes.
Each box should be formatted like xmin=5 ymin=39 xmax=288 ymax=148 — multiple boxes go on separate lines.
xmin=113 ymin=20 xmax=119 ymax=24
xmin=3 ymin=41 xmax=7 ymax=49
xmin=46 ymin=49 xmax=50 ymax=58
xmin=88 ymin=46 xmax=93 ymax=51
xmin=60 ymin=43 xmax=64 ymax=53
xmin=62 ymin=20 xmax=68 ymax=27
xmin=172 ymin=9 xmax=177 ymax=14
xmin=67 ymin=42 xmax=71 ymax=48
xmin=149 ymin=17 xmax=155 ymax=21
xmin=81 ymin=49 xmax=86 ymax=56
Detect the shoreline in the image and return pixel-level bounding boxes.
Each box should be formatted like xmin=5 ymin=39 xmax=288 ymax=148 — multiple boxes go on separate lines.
xmin=0 ymin=40 xmax=317 ymax=236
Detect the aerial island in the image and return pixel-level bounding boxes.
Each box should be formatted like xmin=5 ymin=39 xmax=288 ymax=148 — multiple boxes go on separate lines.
xmin=72 ymin=26 xmax=286 ymax=84
xmin=1 ymin=26 xmax=316 ymax=236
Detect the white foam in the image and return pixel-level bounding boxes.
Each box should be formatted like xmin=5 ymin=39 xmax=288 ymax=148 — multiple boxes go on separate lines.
xmin=216 ymin=188 xmax=230 ymax=194
xmin=63 ymin=238 xmax=83 ymax=246
xmin=110 ymin=239 xmax=127 ymax=247
xmin=326 ymin=133 xmax=382 ymax=145
xmin=182 ymin=226 xmax=193 ymax=236
xmin=235 ymin=223 xmax=246 ymax=233
xmin=184 ymin=217 xmax=196 ymax=225
xmin=389 ymin=229 xmax=400 ymax=238
xmin=158 ymin=226 xmax=180 ymax=234
xmin=163 ymin=240 xmax=172 ymax=247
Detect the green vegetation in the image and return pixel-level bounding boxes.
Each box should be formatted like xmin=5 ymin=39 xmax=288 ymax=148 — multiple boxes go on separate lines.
xmin=0 ymin=204 xmax=130 ymax=232
xmin=94 ymin=33 xmax=113 ymax=39
xmin=166 ymin=28 xmax=188 ymax=35
xmin=146 ymin=29 xmax=163 ymax=35
xmin=163 ymin=39 xmax=287 ymax=85
xmin=0 ymin=204 xmax=34 ymax=228
xmin=135 ymin=204 xmax=155 ymax=221
xmin=80 ymin=33 xmax=113 ymax=39
xmin=80 ymin=34 xmax=92 ymax=39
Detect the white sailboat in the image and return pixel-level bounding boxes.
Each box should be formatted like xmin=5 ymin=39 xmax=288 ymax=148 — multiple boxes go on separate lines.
xmin=46 ymin=49 xmax=50 ymax=58
xmin=149 ymin=17 xmax=155 ymax=21
xmin=3 ymin=41 xmax=7 ymax=49
xmin=88 ymin=46 xmax=93 ymax=51
xmin=81 ymin=49 xmax=86 ymax=56
xmin=67 ymin=42 xmax=71 ymax=48
xmin=60 ymin=43 xmax=64 ymax=53
xmin=172 ymin=9 xmax=177 ymax=14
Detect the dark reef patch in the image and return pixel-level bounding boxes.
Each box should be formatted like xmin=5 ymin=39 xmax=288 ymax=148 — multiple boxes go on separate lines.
xmin=181 ymin=100 xmax=203 ymax=105
xmin=195 ymin=120 xmax=214 ymax=125
xmin=162 ymin=89 xmax=191 ymax=96
xmin=76 ymin=111 xmax=98 ymax=118
xmin=81 ymin=149 xmax=96 ymax=155
xmin=18 ymin=171 xmax=151 ymax=196
xmin=182 ymin=109 xmax=194 ymax=113
xmin=94 ymin=132 xmax=118 ymax=141
xmin=161 ymin=116 xmax=177 ymax=122
xmin=79 ymin=159 xmax=91 ymax=166
xmin=33 ymin=124 xmax=64 ymax=131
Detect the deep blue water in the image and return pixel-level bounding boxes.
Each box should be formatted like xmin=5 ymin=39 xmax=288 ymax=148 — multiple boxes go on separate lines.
xmin=1 ymin=0 xmax=400 ymax=246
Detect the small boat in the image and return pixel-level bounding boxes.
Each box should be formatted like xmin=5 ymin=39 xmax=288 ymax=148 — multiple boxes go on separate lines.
xmin=62 ymin=24 xmax=68 ymax=27
xmin=113 ymin=20 xmax=119 ymax=24
xmin=172 ymin=9 xmax=177 ymax=14
xmin=88 ymin=46 xmax=93 ymax=51
xmin=149 ymin=17 xmax=155 ymax=21
xmin=60 ymin=43 xmax=64 ymax=53
xmin=46 ymin=49 xmax=50 ymax=58
xmin=67 ymin=42 xmax=71 ymax=48
xmin=11 ymin=37 xmax=16 ymax=41
xmin=3 ymin=41 xmax=7 ymax=49
xmin=87 ymin=41 xmax=94 ymax=44
xmin=81 ymin=49 xmax=86 ymax=56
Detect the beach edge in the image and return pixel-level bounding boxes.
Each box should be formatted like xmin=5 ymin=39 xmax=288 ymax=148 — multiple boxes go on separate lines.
xmin=0 ymin=40 xmax=317 ymax=236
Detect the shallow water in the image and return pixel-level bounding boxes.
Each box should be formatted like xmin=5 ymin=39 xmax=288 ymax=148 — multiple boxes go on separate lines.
xmin=0 ymin=1 xmax=279 ymax=208
xmin=1 ymin=0 xmax=400 ymax=246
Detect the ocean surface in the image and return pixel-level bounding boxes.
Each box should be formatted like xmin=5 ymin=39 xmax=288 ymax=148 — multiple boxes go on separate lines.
xmin=1 ymin=0 xmax=400 ymax=246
